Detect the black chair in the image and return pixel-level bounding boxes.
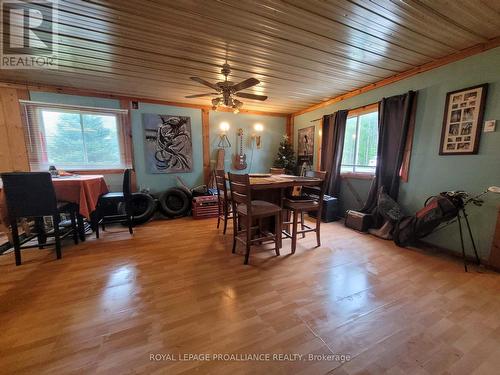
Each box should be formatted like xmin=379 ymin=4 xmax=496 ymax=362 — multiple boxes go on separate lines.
xmin=1 ymin=172 xmax=79 ymax=266
xmin=94 ymin=169 xmax=133 ymax=238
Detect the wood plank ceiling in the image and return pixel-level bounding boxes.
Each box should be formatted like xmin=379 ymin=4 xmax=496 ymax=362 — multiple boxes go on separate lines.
xmin=1 ymin=0 xmax=500 ymax=113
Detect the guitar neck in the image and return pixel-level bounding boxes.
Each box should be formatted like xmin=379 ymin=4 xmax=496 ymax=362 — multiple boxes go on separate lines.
xmin=238 ymin=130 xmax=244 ymax=155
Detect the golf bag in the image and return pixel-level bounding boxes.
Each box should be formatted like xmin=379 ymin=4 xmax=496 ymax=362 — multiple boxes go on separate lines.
xmin=393 ymin=193 xmax=460 ymax=247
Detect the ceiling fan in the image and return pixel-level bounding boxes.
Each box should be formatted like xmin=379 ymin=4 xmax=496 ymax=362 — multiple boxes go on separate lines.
xmin=185 ymin=63 xmax=267 ymax=113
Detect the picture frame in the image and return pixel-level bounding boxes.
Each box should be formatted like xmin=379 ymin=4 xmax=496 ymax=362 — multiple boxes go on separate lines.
xmin=297 ymin=125 xmax=314 ymax=157
xmin=439 ymin=84 xmax=488 ymax=155
xmin=143 ymin=113 xmax=193 ymax=174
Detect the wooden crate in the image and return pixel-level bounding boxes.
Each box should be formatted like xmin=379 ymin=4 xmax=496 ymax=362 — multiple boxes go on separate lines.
xmin=192 ymin=196 xmax=219 ymax=219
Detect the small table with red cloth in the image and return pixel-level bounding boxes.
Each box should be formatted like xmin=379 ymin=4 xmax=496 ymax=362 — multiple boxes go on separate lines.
xmin=52 ymin=175 xmax=109 ymax=240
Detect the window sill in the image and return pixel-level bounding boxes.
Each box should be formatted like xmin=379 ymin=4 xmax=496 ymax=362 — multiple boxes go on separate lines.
xmin=341 ymin=172 xmax=375 ymax=180
xmin=65 ymin=169 xmax=127 ymax=175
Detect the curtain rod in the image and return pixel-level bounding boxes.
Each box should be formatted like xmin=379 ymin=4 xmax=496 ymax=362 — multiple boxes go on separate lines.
xmin=308 ymin=102 xmax=378 ymax=123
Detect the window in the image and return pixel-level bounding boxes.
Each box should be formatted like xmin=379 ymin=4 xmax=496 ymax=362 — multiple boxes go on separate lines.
xmin=21 ymin=102 xmax=132 ymax=171
xmin=341 ymin=109 xmax=378 ymax=175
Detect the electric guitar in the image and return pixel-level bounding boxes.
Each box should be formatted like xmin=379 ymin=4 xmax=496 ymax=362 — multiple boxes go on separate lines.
xmin=233 ymin=128 xmax=247 ymax=170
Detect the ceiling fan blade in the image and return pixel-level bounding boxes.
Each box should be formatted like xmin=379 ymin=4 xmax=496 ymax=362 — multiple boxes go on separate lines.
xmin=185 ymin=93 xmax=219 ymax=98
xmin=231 ymin=78 xmax=260 ymax=92
xmin=190 ymin=77 xmax=219 ymax=91
xmin=235 ymin=92 xmax=268 ymax=101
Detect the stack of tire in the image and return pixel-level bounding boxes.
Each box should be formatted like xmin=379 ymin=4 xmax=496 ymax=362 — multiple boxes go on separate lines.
xmin=157 ymin=187 xmax=192 ymax=218
xmin=114 ymin=186 xmax=205 ymax=225
xmin=117 ymin=193 xmax=157 ymax=225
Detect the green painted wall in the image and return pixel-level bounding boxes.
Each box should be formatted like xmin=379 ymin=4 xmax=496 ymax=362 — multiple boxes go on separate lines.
xmin=209 ymin=111 xmax=286 ymax=174
xmin=29 ymin=91 xmax=286 ymax=193
xmin=130 ymin=103 xmax=204 ymax=193
xmin=294 ymin=47 xmax=500 ymax=260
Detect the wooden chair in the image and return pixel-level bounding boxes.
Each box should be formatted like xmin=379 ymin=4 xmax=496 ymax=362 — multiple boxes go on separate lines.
xmin=215 ymin=169 xmax=232 ymax=234
xmin=94 ymin=169 xmax=133 ymax=238
xmin=270 ymin=168 xmax=285 ymax=175
xmin=1 ymin=172 xmax=79 ymax=266
xmin=228 ymin=173 xmax=281 ymax=265
xmin=282 ymin=171 xmax=327 ymax=254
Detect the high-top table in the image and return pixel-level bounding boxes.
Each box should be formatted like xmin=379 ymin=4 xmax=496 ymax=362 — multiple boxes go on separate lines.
xmin=249 ymin=174 xmax=322 ymax=190
xmin=245 ymin=174 xmax=323 ymax=248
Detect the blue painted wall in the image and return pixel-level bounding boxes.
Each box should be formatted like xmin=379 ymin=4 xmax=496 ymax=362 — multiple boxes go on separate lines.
xmin=130 ymin=103 xmax=204 ymax=193
xmin=294 ymin=47 xmax=500 ymax=260
xmin=209 ymin=111 xmax=286 ymax=174
xmin=29 ymin=91 xmax=286 ymax=193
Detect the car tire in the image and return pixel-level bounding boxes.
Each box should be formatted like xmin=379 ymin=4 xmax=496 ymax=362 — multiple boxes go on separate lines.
xmin=117 ymin=192 xmax=156 ymax=225
xmin=158 ymin=188 xmax=190 ymax=217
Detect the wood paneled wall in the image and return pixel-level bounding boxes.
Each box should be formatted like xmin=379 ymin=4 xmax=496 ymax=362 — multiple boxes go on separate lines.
xmin=0 ymin=88 xmax=29 ymax=173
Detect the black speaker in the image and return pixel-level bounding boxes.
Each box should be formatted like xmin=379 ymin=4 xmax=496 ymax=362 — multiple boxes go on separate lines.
xmin=308 ymin=195 xmax=339 ymax=222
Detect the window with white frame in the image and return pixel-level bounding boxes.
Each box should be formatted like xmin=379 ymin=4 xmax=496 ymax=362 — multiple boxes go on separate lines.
xmin=21 ymin=102 xmax=132 ymax=171
xmin=340 ymin=109 xmax=379 ymax=174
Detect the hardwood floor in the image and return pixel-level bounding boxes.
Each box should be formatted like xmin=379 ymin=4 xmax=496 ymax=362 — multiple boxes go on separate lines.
xmin=1 ymin=218 xmax=500 ymax=374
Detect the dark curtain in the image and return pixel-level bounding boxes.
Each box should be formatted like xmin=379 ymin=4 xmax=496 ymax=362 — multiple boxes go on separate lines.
xmin=320 ymin=110 xmax=348 ymax=197
xmin=362 ymin=91 xmax=417 ymax=214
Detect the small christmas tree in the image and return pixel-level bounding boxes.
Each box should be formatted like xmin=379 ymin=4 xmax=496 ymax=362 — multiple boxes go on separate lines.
xmin=273 ymin=135 xmax=296 ymax=174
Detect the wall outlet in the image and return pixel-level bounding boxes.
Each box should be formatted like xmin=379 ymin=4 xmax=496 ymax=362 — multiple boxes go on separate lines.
xmin=484 ymin=120 xmax=496 ymax=132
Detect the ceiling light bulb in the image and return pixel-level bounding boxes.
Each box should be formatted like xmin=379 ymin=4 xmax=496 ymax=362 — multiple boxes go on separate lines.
xmin=233 ymin=108 xmax=239 ymax=114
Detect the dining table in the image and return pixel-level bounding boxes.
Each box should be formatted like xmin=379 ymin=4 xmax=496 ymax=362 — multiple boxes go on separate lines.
xmin=248 ymin=174 xmax=322 ymax=190
xmin=0 ymin=174 xmax=108 ymax=243
xmin=246 ymin=173 xmax=323 ymax=248
xmin=51 ymin=174 xmax=109 ymax=240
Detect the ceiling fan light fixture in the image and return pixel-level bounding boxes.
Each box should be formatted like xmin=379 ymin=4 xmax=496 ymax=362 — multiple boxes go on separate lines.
xmin=188 ymin=63 xmax=267 ymax=113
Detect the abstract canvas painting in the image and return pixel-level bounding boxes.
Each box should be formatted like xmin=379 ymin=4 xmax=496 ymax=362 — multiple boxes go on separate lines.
xmin=143 ymin=114 xmax=193 ymax=173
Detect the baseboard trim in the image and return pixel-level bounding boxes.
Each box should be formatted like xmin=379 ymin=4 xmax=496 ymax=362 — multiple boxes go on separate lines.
xmin=417 ymin=239 xmax=499 ymax=273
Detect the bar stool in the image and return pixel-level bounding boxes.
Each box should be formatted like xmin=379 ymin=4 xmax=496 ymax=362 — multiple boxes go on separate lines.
xmin=282 ymin=171 xmax=327 ymax=254
xmin=228 ymin=172 xmax=281 ymax=265
xmin=215 ymin=169 xmax=232 ymax=234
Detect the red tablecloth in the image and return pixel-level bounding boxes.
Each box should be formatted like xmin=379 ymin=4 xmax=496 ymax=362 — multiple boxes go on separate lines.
xmin=52 ymin=175 xmax=109 ymax=218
